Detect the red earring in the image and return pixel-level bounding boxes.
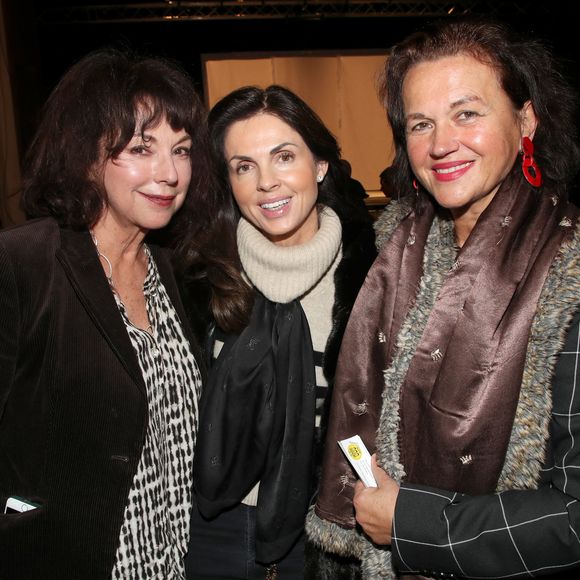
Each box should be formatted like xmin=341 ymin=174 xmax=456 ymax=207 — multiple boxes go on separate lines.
xmin=521 ymin=136 xmax=543 ymax=187
xmin=413 ymin=179 xmax=419 ymax=194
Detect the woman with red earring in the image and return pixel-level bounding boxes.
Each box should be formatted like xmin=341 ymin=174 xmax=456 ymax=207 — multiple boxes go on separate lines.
xmin=309 ymin=18 xmax=580 ymax=579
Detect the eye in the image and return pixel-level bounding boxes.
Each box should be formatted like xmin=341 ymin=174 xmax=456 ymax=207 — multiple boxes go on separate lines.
xmin=408 ymin=121 xmax=431 ymax=134
xmin=277 ymin=151 xmax=295 ymax=163
xmin=235 ymin=162 xmax=253 ymax=175
xmin=129 ymin=144 xmax=149 ymax=155
xmin=457 ymin=110 xmax=480 ymax=122
xmin=174 ymin=146 xmax=191 ymax=156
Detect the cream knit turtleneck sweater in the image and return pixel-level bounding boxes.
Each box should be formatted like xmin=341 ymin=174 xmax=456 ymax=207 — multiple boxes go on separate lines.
xmin=237 ymin=206 xmax=342 ymax=356
xmin=236 ymin=206 xmax=343 ymax=506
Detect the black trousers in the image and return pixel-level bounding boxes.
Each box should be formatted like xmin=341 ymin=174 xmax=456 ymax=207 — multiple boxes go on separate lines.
xmin=186 ymin=503 xmax=305 ymax=579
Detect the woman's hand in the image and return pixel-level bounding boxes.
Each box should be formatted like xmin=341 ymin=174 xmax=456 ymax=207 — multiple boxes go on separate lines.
xmin=353 ymin=454 xmax=400 ymax=545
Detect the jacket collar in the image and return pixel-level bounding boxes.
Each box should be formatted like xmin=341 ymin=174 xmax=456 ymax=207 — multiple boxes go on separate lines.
xmin=56 ymin=227 xmax=147 ymax=395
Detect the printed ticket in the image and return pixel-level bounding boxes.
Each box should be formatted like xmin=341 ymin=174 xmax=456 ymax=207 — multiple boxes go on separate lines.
xmin=337 ymin=434 xmax=377 ymax=487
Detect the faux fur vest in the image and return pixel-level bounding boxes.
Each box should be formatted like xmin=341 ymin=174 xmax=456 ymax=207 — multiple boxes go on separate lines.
xmin=306 ymin=194 xmax=579 ymax=579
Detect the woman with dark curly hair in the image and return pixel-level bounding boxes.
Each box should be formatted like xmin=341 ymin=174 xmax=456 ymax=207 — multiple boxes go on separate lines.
xmin=308 ymin=18 xmax=580 ymax=579
xmin=0 ymin=48 xmax=214 ymax=579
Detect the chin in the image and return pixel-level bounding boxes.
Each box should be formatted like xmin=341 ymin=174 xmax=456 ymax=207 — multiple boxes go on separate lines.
xmin=259 ymin=220 xmax=294 ymax=237
xmin=431 ymin=190 xmax=473 ymax=210
xmin=264 ymin=228 xmax=293 ymax=242
xmin=142 ymin=218 xmax=174 ymax=232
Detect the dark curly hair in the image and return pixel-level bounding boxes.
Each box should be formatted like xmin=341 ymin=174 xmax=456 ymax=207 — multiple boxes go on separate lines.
xmin=378 ymin=17 xmax=580 ymax=201
xmin=21 ymin=47 xmax=211 ymax=237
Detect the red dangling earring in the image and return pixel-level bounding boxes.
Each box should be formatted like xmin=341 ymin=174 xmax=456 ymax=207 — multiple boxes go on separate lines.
xmin=521 ymin=136 xmax=543 ymax=187
xmin=413 ymin=179 xmax=419 ymax=195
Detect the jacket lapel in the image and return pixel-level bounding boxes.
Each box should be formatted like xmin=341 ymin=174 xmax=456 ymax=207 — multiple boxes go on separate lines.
xmin=56 ymin=228 xmax=147 ymax=395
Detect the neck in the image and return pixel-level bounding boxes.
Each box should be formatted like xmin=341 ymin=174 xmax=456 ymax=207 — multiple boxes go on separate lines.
xmin=450 ymin=187 xmax=500 ymax=247
xmin=237 ymin=206 xmax=342 ymax=303
xmin=452 ymin=218 xmax=473 ymax=248
xmin=90 ymin=219 xmax=146 ymax=263
xmin=90 ymin=223 xmax=148 ymax=290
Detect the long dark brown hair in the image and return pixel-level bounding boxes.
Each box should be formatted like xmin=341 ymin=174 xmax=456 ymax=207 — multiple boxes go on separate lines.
xmin=178 ymin=84 xmax=371 ymax=334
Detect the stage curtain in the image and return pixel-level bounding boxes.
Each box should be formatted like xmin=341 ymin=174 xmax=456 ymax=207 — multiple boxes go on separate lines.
xmin=0 ymin=0 xmax=25 ymax=228
xmin=203 ymin=52 xmax=394 ymax=199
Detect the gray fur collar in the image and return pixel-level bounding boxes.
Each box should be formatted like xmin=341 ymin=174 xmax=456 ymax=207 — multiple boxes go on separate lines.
xmin=307 ymin=198 xmax=579 ymax=579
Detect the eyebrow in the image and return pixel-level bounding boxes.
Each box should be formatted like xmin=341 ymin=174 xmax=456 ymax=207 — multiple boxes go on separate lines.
xmin=270 ymin=141 xmax=297 ymax=154
xmin=449 ymin=94 xmax=482 ymax=109
xmin=406 ymin=95 xmax=483 ymax=122
xmin=134 ymin=132 xmax=192 ymax=145
xmin=228 ymin=141 xmax=298 ymax=163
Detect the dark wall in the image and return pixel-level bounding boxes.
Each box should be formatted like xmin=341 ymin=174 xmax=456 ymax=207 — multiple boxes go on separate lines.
xmin=4 ymin=1 xmax=579 ymax=181
xmin=4 ymin=12 xmax=427 ymax=154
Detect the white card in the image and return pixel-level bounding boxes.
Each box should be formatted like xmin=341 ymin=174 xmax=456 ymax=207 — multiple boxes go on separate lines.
xmin=337 ymin=434 xmax=377 ymax=488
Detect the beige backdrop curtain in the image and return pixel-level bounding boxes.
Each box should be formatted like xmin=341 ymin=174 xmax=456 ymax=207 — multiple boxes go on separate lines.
xmin=204 ymin=52 xmax=394 ymax=199
xmin=0 ymin=0 xmax=25 ymax=228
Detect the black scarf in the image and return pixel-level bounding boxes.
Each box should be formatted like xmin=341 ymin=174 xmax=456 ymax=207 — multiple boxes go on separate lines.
xmin=194 ymin=293 xmax=317 ymax=563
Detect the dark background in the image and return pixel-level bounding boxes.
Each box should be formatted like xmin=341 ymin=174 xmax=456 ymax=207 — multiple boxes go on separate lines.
xmin=3 ymin=0 xmax=579 ymax=174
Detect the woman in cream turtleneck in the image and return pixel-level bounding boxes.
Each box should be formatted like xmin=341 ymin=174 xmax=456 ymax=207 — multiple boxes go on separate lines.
xmin=184 ymin=85 xmax=377 ymax=579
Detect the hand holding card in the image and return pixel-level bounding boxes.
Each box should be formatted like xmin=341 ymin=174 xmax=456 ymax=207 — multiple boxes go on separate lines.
xmin=337 ymin=434 xmax=377 ymax=487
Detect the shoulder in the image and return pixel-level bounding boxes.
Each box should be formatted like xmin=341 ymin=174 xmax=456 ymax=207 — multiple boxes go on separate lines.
xmin=548 ymin=207 xmax=579 ymax=289
xmin=0 ymin=218 xmax=61 ymax=262
xmin=527 ymin=208 xmax=579 ymax=368
xmin=373 ymin=196 xmax=415 ymax=250
xmin=0 ymin=217 xmax=59 ymax=245
xmin=0 ymin=219 xmax=62 ymax=304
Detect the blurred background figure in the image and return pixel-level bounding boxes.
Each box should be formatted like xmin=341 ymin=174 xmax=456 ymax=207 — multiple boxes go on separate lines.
xmin=341 ymin=159 xmax=369 ymax=202
xmin=378 ymin=165 xmax=396 ymax=201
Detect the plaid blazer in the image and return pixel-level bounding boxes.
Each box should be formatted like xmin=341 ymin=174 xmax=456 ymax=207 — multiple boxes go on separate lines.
xmin=392 ymin=310 xmax=580 ymax=578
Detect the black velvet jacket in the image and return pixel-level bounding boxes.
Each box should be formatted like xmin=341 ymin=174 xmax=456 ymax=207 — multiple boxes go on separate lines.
xmin=0 ymin=218 xmax=204 ymax=580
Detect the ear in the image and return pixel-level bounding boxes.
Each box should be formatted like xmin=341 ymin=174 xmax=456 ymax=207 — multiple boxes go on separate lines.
xmin=520 ymin=100 xmax=538 ymax=140
xmin=316 ymin=160 xmax=329 ymax=181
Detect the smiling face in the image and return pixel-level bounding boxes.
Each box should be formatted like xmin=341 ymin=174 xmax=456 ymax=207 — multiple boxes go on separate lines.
xmin=223 ymin=112 xmax=328 ymax=246
xmin=403 ymin=53 xmax=537 ymax=232
xmin=98 ymin=118 xmax=192 ymax=236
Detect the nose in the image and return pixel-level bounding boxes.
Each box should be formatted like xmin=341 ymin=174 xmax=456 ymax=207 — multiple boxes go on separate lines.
xmin=430 ymin=124 xmax=459 ymax=159
xmin=154 ymin=152 xmax=178 ymax=185
xmin=256 ymin=167 xmax=280 ymax=192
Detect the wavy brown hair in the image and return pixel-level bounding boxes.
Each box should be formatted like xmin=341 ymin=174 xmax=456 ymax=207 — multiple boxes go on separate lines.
xmin=21 ymin=47 xmax=211 ymax=241
xmin=378 ymin=17 xmax=580 ymax=201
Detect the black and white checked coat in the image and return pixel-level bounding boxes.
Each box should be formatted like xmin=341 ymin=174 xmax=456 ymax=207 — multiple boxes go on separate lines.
xmin=392 ymin=309 xmax=580 ymax=579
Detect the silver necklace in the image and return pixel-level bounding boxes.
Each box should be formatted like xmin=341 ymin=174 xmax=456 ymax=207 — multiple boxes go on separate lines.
xmin=90 ymin=231 xmax=114 ymax=287
xmin=90 ymin=231 xmax=154 ymax=336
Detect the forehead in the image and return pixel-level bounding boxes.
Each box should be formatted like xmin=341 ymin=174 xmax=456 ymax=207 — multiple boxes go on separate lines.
xmin=224 ymin=113 xmax=305 ymax=152
xmin=402 ymin=54 xmax=504 ymax=109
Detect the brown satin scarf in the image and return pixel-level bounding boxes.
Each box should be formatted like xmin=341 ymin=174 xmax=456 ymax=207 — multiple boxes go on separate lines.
xmin=315 ymin=174 xmax=575 ymax=527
